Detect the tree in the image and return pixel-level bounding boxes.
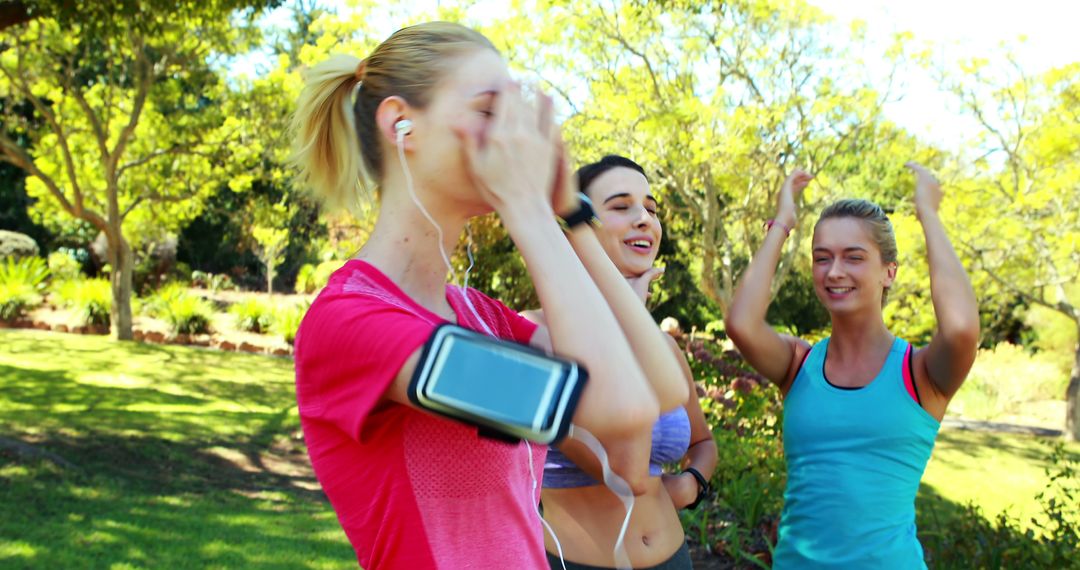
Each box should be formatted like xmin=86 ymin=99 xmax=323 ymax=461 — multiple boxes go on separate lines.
xmin=249 ymin=197 xmax=291 ymax=294
xmin=0 ymin=1 xmax=277 ymax=339
xmin=491 ymin=0 xmax=909 ymax=315
xmin=943 ymin=60 xmax=1080 ymax=439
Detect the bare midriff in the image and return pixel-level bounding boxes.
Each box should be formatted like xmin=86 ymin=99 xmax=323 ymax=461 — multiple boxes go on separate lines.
xmin=542 ymin=477 xmax=685 ymax=568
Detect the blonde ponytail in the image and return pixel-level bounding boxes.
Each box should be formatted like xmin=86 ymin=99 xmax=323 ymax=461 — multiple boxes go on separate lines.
xmin=291 ymin=22 xmax=497 ymax=215
xmin=291 ymin=54 xmax=369 ymax=214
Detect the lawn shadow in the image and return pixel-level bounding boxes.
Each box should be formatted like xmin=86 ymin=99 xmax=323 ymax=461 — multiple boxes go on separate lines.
xmin=917 ymin=474 xmax=1078 ymax=569
xmin=1 ymin=451 xmax=351 ymax=569
xmin=929 ymin=429 xmax=1077 ymax=469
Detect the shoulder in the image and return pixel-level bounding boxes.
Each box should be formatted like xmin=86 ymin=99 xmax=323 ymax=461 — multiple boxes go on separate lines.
xmin=455 ymin=287 xmax=538 ymax=344
xmin=779 ymin=335 xmax=815 ymax=393
xmin=785 ymin=335 xmax=814 ymax=363
xmin=296 ymin=286 xmax=438 ymax=363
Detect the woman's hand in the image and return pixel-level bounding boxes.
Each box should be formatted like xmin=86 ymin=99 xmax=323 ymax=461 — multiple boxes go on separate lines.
xmin=551 ymin=135 xmax=579 ymax=217
xmin=661 ymin=472 xmax=700 ymax=510
xmin=626 ymin=266 xmax=664 ymax=304
xmin=905 ymin=161 xmax=943 ymax=220
xmin=776 ymin=168 xmax=812 ymax=229
xmin=455 ymin=82 xmax=560 ymax=219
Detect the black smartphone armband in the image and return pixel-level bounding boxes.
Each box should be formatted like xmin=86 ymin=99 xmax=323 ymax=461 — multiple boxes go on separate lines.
xmin=407 ymin=323 xmax=587 ymax=445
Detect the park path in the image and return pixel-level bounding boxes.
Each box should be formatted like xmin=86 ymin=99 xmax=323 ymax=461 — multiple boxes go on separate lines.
xmin=942 ymin=418 xmax=1063 ymax=437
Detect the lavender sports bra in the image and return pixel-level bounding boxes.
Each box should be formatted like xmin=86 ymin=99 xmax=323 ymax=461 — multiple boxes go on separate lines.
xmin=542 ymin=407 xmax=692 ymax=488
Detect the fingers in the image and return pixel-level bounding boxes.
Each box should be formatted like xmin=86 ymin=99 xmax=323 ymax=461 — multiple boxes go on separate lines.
xmin=454 ymin=125 xmax=480 ymax=169
xmin=537 ymin=89 xmax=555 ymax=139
xmin=491 ymin=80 xmax=520 ymax=135
xmin=628 ymin=266 xmax=665 ymax=302
xmin=784 ymin=168 xmax=814 ymax=195
xmin=905 ymin=161 xmax=940 ymax=184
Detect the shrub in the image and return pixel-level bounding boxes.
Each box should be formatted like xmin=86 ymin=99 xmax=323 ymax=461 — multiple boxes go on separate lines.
xmin=191 ymin=270 xmax=236 ymax=292
xmin=143 ymin=283 xmax=213 ymax=335
xmin=679 ymin=337 xmax=786 ymax=566
xmin=271 ymin=302 xmax=309 ymax=345
xmin=229 ymin=298 xmax=274 ymax=334
xmin=920 ymin=442 xmax=1079 ymax=568
xmin=161 ymin=292 xmax=214 ymax=335
xmin=52 ymin=278 xmax=112 ymax=327
xmin=0 ymin=230 xmax=39 ymax=259
xmin=0 ymin=256 xmax=48 ymax=321
xmin=47 ymin=251 xmax=83 ymax=282
xmin=140 ymin=282 xmax=187 ymax=318
xmin=294 ymin=263 xmax=317 ymax=294
xmin=295 ymin=260 xmax=345 ymax=294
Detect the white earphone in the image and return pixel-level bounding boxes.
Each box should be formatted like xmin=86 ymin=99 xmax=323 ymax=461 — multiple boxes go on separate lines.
xmin=394 ymin=119 xmax=413 ymax=143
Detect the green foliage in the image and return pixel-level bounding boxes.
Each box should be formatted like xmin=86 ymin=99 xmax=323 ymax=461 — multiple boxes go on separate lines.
xmin=294 ymin=260 xmax=345 ymax=295
xmin=0 ymin=256 xmax=48 ymax=320
xmin=190 ymin=270 xmax=237 ymax=292
xmin=1025 ymin=302 xmax=1079 ymax=375
xmin=766 ymin=267 xmax=830 ymax=336
xmin=140 ymin=281 xmax=187 ymax=318
xmin=294 ymin=263 xmax=318 ymax=294
xmin=161 ymin=293 xmax=214 ymax=336
xmin=228 ymin=297 xmax=274 ymax=334
xmin=920 ymin=442 xmax=1080 ymax=569
xmin=46 ymin=250 xmax=83 ymax=282
xmin=680 ymin=337 xmax=785 ymax=564
xmin=271 ymin=302 xmax=308 ymax=345
xmin=485 ymin=0 xmax=913 ymax=312
xmin=249 ymin=197 xmax=292 ymax=294
xmin=0 ymin=0 xmax=284 ymax=338
xmin=141 ymin=283 xmax=211 ymax=335
xmin=951 ymin=343 xmax=1069 ymax=421
xmin=447 ymin=214 xmax=537 ymax=311
xmin=51 ymin=278 xmax=112 ymax=327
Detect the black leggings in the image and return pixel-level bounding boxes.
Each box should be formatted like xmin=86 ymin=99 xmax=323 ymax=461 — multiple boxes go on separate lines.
xmin=545 ymin=542 xmax=693 ymax=570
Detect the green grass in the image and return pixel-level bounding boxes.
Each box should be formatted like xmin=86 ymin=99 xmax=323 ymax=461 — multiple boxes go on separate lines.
xmin=0 ymin=329 xmax=354 ymax=569
xmin=2 ymin=329 xmax=1075 ymax=569
xmin=918 ymin=429 xmax=1080 ymax=531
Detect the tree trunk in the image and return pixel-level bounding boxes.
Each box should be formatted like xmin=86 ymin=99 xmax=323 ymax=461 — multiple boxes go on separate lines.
xmin=107 ymin=233 xmax=135 ymax=341
xmin=1067 ymin=337 xmax=1079 ymax=441
xmin=267 ymin=262 xmax=274 ymax=295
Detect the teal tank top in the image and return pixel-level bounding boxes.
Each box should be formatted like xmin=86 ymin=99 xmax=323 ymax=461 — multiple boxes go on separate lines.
xmin=774 ymin=337 xmax=940 ymax=569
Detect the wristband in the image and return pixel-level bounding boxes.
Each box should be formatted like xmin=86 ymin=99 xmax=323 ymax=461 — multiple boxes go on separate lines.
xmin=765 ymin=218 xmax=792 ymax=237
xmin=557 ymin=193 xmax=600 ymax=231
xmin=683 ymin=466 xmax=712 ymax=510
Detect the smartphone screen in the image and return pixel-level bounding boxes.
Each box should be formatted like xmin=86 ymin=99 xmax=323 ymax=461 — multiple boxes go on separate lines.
xmin=426 ymin=335 xmax=564 ymax=430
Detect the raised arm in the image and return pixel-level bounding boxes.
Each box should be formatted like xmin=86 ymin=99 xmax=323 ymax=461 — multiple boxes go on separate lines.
xmin=559 ymin=216 xmax=689 ymax=411
xmin=459 ymin=84 xmax=658 ymax=487
xmin=724 ymin=170 xmax=813 ymax=392
xmin=905 ymin=162 xmax=980 ymax=404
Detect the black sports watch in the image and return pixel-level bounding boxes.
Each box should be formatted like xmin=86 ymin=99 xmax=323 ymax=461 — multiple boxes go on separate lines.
xmin=557 ymin=192 xmax=600 ymax=231
xmin=683 ymin=467 xmax=712 ymax=510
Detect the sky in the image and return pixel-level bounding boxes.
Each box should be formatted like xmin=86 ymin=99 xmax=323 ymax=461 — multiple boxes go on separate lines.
xmin=807 ymin=0 xmax=1080 ymax=146
xmin=238 ymin=0 xmax=1080 ymax=147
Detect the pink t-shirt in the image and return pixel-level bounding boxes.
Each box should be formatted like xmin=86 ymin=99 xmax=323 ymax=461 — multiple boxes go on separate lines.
xmin=294 ymin=260 xmax=546 ymax=569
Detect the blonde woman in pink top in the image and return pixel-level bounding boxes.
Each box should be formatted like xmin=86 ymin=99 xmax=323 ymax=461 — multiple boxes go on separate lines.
xmin=290 ymin=22 xmax=688 ymax=569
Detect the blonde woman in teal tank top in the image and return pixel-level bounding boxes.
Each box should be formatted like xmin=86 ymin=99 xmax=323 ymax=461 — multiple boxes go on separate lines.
xmin=725 ymin=163 xmax=980 ymax=568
